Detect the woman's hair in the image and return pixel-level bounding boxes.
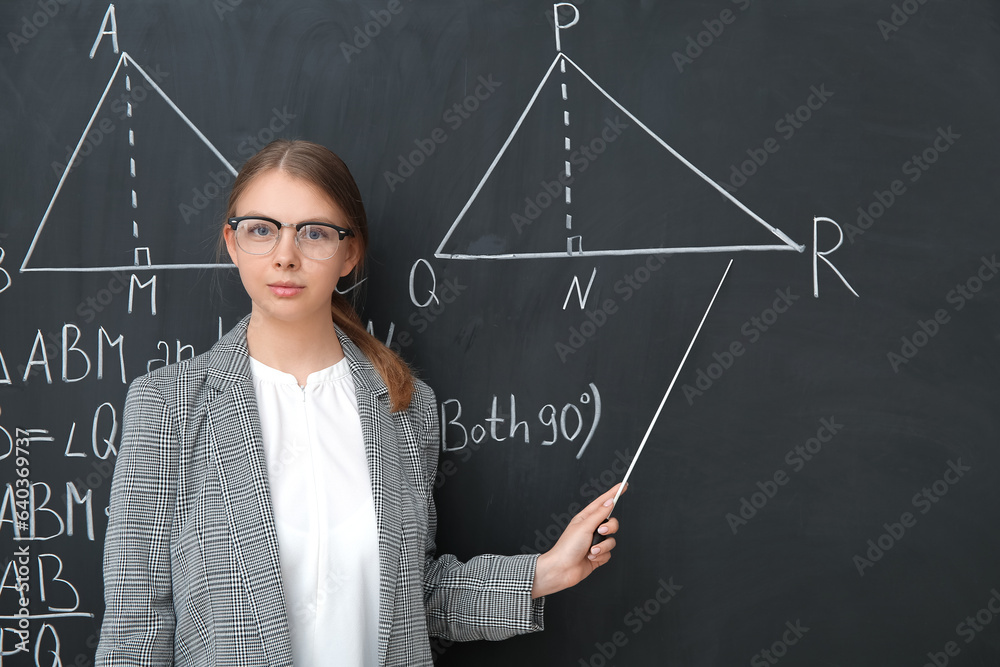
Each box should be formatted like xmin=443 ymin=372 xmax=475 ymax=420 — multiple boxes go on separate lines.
xmin=222 ymin=139 xmax=414 ymax=412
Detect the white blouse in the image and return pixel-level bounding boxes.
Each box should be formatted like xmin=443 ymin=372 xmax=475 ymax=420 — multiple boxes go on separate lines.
xmin=250 ymin=355 xmax=380 ymax=667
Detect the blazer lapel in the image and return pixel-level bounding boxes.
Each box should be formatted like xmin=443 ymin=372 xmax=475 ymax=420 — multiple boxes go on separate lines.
xmin=204 ymin=317 xmax=293 ymax=666
xmin=340 ymin=332 xmax=404 ymax=666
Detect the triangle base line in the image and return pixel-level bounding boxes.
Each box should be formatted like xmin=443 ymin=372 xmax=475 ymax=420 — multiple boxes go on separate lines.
xmin=436 ymin=244 xmax=799 ymax=261
xmin=21 ymin=263 xmax=233 ymax=273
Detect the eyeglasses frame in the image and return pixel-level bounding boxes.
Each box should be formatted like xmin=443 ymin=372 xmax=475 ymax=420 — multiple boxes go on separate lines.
xmin=227 ymin=216 xmax=355 ymax=260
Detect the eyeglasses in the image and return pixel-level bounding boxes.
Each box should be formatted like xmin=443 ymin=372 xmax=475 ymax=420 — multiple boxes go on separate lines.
xmin=228 ymin=216 xmax=355 ymax=261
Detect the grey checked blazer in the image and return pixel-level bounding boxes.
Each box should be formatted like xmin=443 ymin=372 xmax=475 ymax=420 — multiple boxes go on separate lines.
xmin=96 ymin=316 xmax=544 ymax=666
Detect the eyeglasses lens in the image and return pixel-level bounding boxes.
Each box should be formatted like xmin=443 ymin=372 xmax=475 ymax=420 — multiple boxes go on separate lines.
xmin=235 ymin=219 xmax=341 ymax=260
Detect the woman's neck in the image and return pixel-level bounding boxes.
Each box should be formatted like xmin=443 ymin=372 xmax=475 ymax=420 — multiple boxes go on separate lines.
xmin=245 ymin=312 xmax=345 ymax=385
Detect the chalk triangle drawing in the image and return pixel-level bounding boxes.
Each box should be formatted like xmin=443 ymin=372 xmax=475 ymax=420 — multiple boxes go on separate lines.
xmin=21 ymin=51 xmax=237 ymax=273
xmin=434 ymin=52 xmax=804 ymax=260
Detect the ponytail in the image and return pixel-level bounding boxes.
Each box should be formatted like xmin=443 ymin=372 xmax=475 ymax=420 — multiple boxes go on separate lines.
xmin=331 ymin=293 xmax=414 ymax=412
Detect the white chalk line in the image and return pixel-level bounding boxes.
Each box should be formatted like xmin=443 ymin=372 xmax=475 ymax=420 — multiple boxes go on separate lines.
xmin=0 ymin=612 xmax=95 ymax=619
xmin=434 ymin=54 xmax=563 ymax=257
xmin=127 ymin=61 xmax=139 ymax=245
xmin=124 ymin=53 xmax=237 ymax=177
xmin=435 ymin=244 xmax=796 ymax=260
xmin=21 ymin=53 xmax=127 ymax=272
xmin=561 ymin=62 xmax=573 ymax=246
xmin=21 ymin=263 xmax=233 ymax=273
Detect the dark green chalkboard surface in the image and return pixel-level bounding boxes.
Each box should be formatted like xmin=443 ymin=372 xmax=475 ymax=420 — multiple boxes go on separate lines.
xmin=1 ymin=1 xmax=998 ymax=665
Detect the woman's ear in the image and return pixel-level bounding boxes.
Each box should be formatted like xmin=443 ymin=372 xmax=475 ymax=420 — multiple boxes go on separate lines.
xmin=223 ymin=224 xmax=240 ymax=268
xmin=339 ymin=239 xmax=360 ymax=278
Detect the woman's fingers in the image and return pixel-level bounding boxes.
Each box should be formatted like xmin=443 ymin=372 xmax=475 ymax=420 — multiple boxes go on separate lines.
xmin=589 ymin=516 xmax=620 ymax=561
xmin=595 ymin=517 xmax=620 ymax=537
xmin=580 ymin=484 xmax=626 ymax=549
xmin=580 ymin=485 xmax=624 ymax=564
xmin=578 ymin=482 xmax=626 ymax=529
xmin=588 ymin=536 xmax=617 ymax=562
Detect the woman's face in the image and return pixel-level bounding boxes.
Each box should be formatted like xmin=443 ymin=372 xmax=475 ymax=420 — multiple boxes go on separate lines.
xmin=224 ymin=169 xmax=359 ymax=328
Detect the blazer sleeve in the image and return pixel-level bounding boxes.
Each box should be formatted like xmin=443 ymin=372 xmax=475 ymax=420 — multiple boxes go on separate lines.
xmin=95 ymin=374 xmax=178 ymax=666
xmin=417 ymin=389 xmax=546 ymax=641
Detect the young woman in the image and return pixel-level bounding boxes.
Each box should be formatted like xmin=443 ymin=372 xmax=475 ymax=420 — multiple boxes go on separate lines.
xmin=96 ymin=139 xmax=623 ymax=667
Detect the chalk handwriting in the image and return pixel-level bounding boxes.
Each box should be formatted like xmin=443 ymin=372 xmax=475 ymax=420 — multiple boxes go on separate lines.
xmin=0 ymin=345 xmax=9 ymax=385
xmin=563 ymin=267 xmax=597 ymax=310
xmin=366 ymin=320 xmax=395 ymax=347
xmin=0 ymin=247 xmax=11 ymax=295
xmin=146 ymin=339 xmax=196 ymax=373
xmin=128 ymin=273 xmax=156 ymax=314
xmin=21 ymin=325 xmax=127 ymax=385
xmin=0 ymin=554 xmax=93 ymax=620
xmin=0 ymin=481 xmax=98 ymax=543
xmin=89 ymin=3 xmax=119 ymax=58
xmin=440 ymin=383 xmax=601 ymax=458
xmin=812 ymin=216 xmax=859 ymax=298
xmin=409 ymin=258 xmax=438 ymax=308
xmin=34 ymin=623 xmax=63 ymax=667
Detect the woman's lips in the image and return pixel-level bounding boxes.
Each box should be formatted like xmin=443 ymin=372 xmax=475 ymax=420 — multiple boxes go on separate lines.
xmin=268 ymin=283 xmax=304 ymax=297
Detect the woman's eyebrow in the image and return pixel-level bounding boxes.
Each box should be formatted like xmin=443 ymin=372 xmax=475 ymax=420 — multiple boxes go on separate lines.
xmin=237 ymin=211 xmax=342 ymax=224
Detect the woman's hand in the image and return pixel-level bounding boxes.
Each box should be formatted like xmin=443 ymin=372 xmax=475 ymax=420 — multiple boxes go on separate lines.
xmin=531 ymin=483 xmax=625 ymax=599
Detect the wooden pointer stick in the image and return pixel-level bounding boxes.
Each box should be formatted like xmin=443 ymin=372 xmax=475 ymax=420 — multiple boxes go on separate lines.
xmin=593 ymin=258 xmax=734 ymax=545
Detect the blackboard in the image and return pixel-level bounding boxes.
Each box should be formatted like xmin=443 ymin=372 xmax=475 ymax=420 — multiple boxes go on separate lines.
xmin=1 ymin=0 xmax=999 ymax=665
